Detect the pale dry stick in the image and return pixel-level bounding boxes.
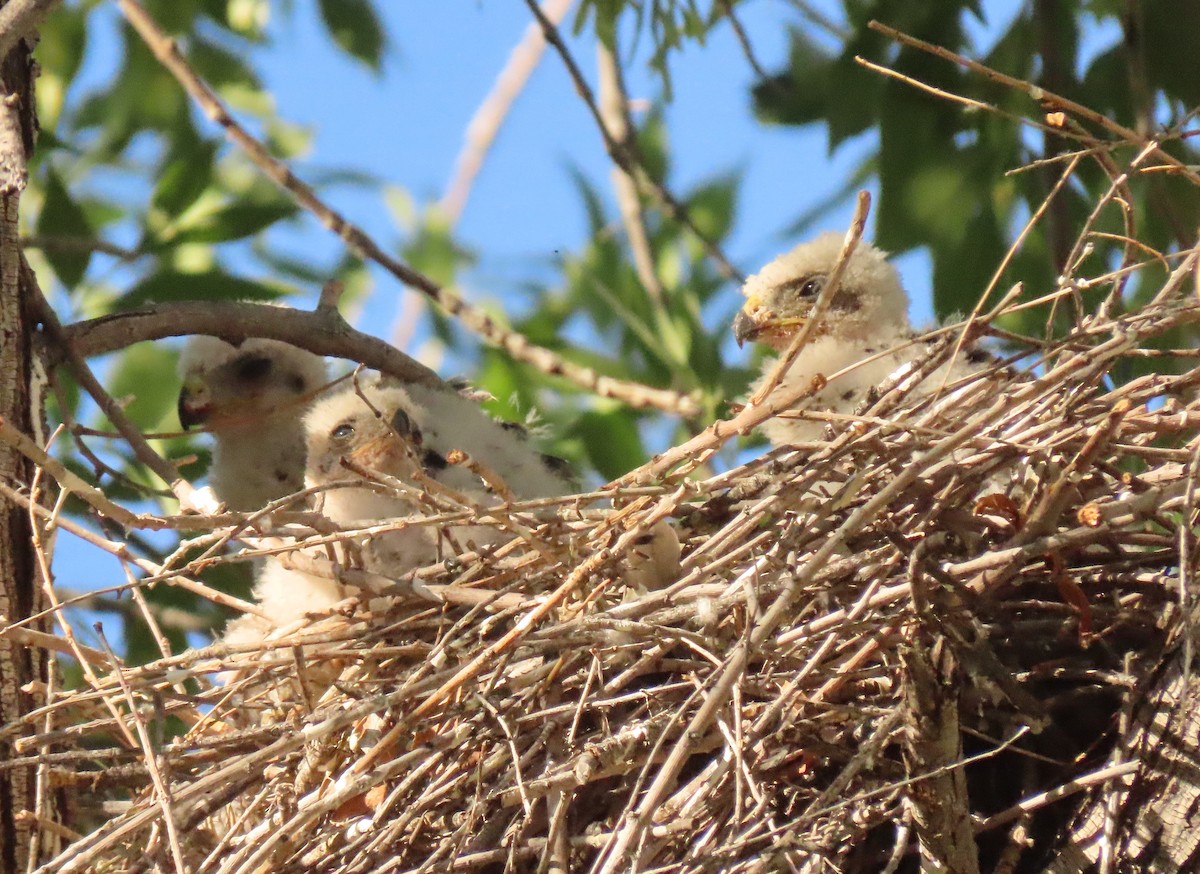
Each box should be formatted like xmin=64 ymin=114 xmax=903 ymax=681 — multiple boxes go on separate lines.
xmin=93 ymin=628 xmax=187 ymax=874
xmin=26 ymin=659 xmax=63 ymax=874
xmin=0 ymin=415 xmax=138 ymax=527
xmin=869 ymin=20 xmax=1200 ymax=188
xmin=752 ymin=190 xmax=871 ymax=403
xmin=938 ymin=153 xmax=1083 ymax=389
xmin=1056 ymin=136 xmax=1147 ymax=316
xmin=975 ymin=761 xmax=1139 ymax=832
xmin=0 ymin=483 xmax=267 ymax=626
xmin=22 ymin=447 xmax=140 ymax=750
xmin=115 ymin=0 xmax=698 ymax=417
xmin=440 ymin=0 xmax=574 ymax=223
xmin=348 ymin=487 xmax=688 ymax=778
xmin=0 ymin=627 xmax=110 ymax=670
xmin=522 ymin=0 xmax=742 ymax=283
xmin=123 ymin=562 xmax=173 ymax=661
xmin=580 ymin=554 xmax=782 ymax=860
xmin=752 ymin=392 xmax=1017 ymax=653
xmin=194 ymin=785 xmax=272 ymax=874
xmin=1150 ymin=249 xmax=1200 ymax=307
xmin=594 ymin=638 xmax=750 ymax=874
xmin=854 ymin=55 xmax=1073 ymax=143
xmin=597 ymin=42 xmax=664 ymax=307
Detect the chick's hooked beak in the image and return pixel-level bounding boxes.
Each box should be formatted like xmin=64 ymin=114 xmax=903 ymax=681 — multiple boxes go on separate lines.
xmin=177 ymin=377 xmax=212 ymax=430
xmin=733 ymin=307 xmax=761 ymax=348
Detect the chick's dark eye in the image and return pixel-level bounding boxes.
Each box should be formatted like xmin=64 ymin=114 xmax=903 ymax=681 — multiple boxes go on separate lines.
xmin=234 ymin=355 xmax=273 ymax=381
xmin=331 ymin=422 xmax=355 ymax=442
xmin=799 ymin=277 xmax=823 ymax=298
xmin=288 ymin=374 xmax=307 ymax=393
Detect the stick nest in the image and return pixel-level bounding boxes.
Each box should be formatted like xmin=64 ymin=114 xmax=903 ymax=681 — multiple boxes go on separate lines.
xmin=16 ymin=264 xmax=1200 ymax=873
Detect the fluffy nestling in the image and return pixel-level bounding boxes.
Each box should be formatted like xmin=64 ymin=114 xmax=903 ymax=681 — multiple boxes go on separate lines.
xmin=178 ymin=336 xmax=327 ymax=511
xmin=228 ymin=377 xmax=574 ymax=643
xmin=734 ymin=232 xmax=990 ymax=446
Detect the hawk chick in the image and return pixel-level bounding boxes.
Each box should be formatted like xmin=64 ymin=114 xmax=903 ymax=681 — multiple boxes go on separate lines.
xmin=734 ymin=232 xmax=988 ymax=446
xmin=235 ymin=377 xmax=573 ymax=642
xmin=178 ymin=336 xmax=327 ymax=511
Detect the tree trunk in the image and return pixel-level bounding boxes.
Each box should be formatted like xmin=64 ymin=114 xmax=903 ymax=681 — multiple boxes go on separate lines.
xmin=0 ymin=11 xmax=40 ymax=871
xmin=1048 ymin=639 xmax=1200 ymax=872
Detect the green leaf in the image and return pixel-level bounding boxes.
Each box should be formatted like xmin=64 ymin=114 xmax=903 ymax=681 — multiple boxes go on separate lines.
xmin=190 ymin=35 xmax=263 ymax=92
xmin=752 ymin=29 xmax=833 ymax=128
xmin=36 ymin=167 xmax=93 ymax=289
xmin=573 ymin=409 xmax=645 ymax=480
xmin=35 ymin=4 xmax=88 ymax=125
xmin=170 ymin=200 xmax=298 ymax=244
xmin=684 ymin=175 xmax=737 ymax=242
xmin=1143 ymin=0 xmax=1200 ymax=106
xmin=106 ymin=343 xmax=184 ymax=432
xmin=318 ymin=0 xmax=387 ymax=70
xmin=116 ymin=269 xmax=288 ymax=309
xmin=152 ymin=137 xmax=219 ymax=216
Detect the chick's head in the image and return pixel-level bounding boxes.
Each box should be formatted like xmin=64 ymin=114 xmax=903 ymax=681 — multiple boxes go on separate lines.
xmin=734 ymin=232 xmax=909 ymax=350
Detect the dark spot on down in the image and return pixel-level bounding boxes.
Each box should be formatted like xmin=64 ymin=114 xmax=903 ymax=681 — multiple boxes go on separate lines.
xmin=966 ymin=347 xmax=991 ymax=365
xmin=422 ymin=449 xmax=448 ymax=471
xmin=830 ymin=290 xmax=862 ymax=312
xmin=391 ymin=408 xmax=419 ymax=443
xmin=540 ymin=453 xmax=575 ymax=481
xmin=234 ymin=355 xmax=273 ymax=381
xmin=841 ymin=390 xmax=857 ymax=402
xmin=287 ymin=373 xmax=307 ymax=392
xmin=500 ymin=420 xmax=528 ymax=437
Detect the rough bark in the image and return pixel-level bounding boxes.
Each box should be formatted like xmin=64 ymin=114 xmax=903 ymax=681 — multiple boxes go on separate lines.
xmin=0 ymin=9 xmax=39 ymax=871
xmin=1048 ymin=640 xmax=1200 ymax=872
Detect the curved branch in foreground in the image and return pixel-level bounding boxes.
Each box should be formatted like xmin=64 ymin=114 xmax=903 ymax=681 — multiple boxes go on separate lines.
xmin=58 ymin=300 xmax=443 ymax=387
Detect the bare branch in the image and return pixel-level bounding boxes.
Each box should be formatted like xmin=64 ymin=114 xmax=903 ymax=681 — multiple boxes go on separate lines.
xmin=522 ymin=0 xmax=743 ymax=283
xmin=439 ymin=0 xmax=574 ymax=225
xmin=58 ymin=299 xmax=441 ymax=385
xmin=0 ymin=0 xmax=59 ymax=70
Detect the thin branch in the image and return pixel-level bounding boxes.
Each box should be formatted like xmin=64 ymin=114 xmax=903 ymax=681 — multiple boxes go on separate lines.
xmin=26 ymin=266 xmax=218 ymax=514
xmin=522 ymin=0 xmax=743 ymax=283
xmin=20 ymin=235 xmax=140 ymax=261
xmin=439 ymin=0 xmax=574 ymax=225
xmin=60 ymin=298 xmax=438 ymax=383
xmin=596 ymin=41 xmax=664 ymax=306
xmin=115 ymin=0 xmax=698 ymax=416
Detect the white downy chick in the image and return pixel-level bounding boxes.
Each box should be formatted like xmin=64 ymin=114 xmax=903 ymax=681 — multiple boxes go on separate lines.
xmin=222 ymin=559 xmax=347 ymax=647
xmin=734 ymin=232 xmax=989 ymax=446
xmin=224 ymin=377 xmax=573 ymax=647
xmin=306 ymin=376 xmax=573 ymax=582
xmin=178 ymin=336 xmax=327 ymax=511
